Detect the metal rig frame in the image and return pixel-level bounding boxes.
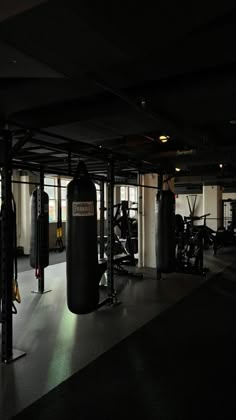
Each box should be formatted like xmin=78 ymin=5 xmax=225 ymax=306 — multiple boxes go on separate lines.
xmin=0 ymin=124 xmax=156 ymax=362
xmin=0 ymin=130 xmax=26 ymax=363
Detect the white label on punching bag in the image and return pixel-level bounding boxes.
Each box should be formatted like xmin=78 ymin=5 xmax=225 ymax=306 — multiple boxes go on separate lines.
xmin=72 ymin=201 xmax=94 ymax=217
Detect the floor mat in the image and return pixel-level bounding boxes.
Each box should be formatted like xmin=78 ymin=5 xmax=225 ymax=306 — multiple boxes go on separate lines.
xmin=13 ymin=264 xmax=236 ymax=420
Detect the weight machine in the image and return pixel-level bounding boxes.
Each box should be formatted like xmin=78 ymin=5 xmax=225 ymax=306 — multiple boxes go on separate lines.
xmin=175 ymin=196 xmax=216 ymax=273
xmin=175 ymin=213 xmax=212 ymax=274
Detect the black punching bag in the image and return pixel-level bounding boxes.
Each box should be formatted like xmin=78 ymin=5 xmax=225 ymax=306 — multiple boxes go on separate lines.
xmin=30 ymin=189 xmax=49 ymax=269
xmin=156 ymin=190 xmax=176 ymax=273
xmin=66 ymin=162 xmax=100 ymax=314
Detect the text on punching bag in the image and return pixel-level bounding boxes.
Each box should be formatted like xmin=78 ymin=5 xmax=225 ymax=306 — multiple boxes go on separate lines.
xmin=72 ymin=201 xmax=95 ymax=217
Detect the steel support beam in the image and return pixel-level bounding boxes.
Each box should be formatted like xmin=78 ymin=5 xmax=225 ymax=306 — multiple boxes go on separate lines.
xmin=99 ymin=180 xmax=105 ymax=260
xmin=107 ymin=160 xmax=116 ymax=301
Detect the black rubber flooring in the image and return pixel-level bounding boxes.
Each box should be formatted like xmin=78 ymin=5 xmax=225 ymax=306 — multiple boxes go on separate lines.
xmin=13 ymin=262 xmax=236 ymax=420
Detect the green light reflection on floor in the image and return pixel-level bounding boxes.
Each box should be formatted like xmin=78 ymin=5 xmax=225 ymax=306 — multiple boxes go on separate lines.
xmin=45 ymin=306 xmax=78 ymax=390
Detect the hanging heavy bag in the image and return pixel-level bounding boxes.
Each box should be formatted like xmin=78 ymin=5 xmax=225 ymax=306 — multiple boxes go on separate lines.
xmin=156 ymin=190 xmax=176 ymax=273
xmin=66 ymin=162 xmax=100 ymax=314
xmin=30 ymin=189 xmax=49 ymax=270
xmin=55 ymin=177 xmax=65 ymax=253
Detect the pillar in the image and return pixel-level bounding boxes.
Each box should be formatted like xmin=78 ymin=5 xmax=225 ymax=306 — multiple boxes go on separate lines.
xmin=138 ymin=173 xmax=158 ymax=268
xmin=19 ymin=176 xmax=31 ymax=254
xmin=138 ymin=175 xmax=144 ymax=268
xmin=12 ymin=171 xmax=21 ymax=245
xmin=203 ymin=185 xmax=222 ymax=231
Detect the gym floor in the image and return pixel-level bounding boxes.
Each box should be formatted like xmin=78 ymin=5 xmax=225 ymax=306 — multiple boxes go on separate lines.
xmin=0 ymin=248 xmax=235 ymax=420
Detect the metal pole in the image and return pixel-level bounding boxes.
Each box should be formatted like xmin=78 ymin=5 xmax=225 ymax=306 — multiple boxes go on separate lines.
xmin=99 ymin=180 xmax=105 ymax=260
xmin=107 ymin=161 xmax=115 ymax=299
xmin=38 ymin=168 xmax=45 ymax=293
xmin=1 ymin=131 xmax=25 ymax=363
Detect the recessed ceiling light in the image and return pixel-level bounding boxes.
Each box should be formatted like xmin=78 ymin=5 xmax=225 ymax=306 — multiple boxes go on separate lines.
xmin=140 ymin=100 xmax=146 ymax=109
xmin=219 ymin=163 xmax=223 ymax=169
xmin=229 ymin=120 xmax=236 ymax=125
xmin=159 ymin=135 xmax=170 ymax=143
xmin=175 ymin=167 xmax=181 ymax=172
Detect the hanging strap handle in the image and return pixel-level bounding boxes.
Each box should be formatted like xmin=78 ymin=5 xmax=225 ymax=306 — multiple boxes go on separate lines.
xmin=74 ymin=161 xmax=89 ymax=179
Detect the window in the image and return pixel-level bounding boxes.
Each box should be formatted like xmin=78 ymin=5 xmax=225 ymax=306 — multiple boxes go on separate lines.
xmin=61 ymin=178 xmax=70 ymax=222
xmin=44 ymin=177 xmax=57 ymax=222
xmin=120 ymin=185 xmax=138 ymax=218
xmin=129 ymin=187 xmax=138 ymax=218
xmin=120 ymin=186 xmax=128 ymax=202
xmin=44 ymin=176 xmax=72 ymax=223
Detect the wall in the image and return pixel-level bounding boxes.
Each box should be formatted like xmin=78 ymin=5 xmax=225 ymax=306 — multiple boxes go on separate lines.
xmin=173 ymin=192 xmax=236 ymax=219
xmin=175 ymin=192 xmax=236 ymax=230
xmin=223 ymin=193 xmax=236 ymax=200
xmin=203 ymin=185 xmax=222 ymax=231
xmin=175 ymin=193 xmax=203 ymax=223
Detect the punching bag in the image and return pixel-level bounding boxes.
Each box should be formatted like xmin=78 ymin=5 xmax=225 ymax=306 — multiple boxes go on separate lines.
xmin=30 ymin=189 xmax=49 ymax=269
xmin=66 ymin=162 xmax=100 ymax=314
xmin=156 ymin=190 xmax=176 ymax=273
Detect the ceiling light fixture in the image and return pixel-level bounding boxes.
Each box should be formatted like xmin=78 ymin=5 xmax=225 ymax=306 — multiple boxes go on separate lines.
xmin=229 ymin=120 xmax=236 ymax=125
xmin=159 ymin=135 xmax=170 ymax=143
xmin=12 ymin=60 xmax=17 ymax=64
xmin=140 ymin=100 xmax=147 ymax=110
xmin=219 ymin=163 xmax=223 ymax=169
xmin=175 ymin=167 xmax=181 ymax=172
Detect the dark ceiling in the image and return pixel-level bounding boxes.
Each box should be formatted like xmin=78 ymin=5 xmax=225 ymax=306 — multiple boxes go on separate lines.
xmin=0 ymin=0 xmax=236 ymax=188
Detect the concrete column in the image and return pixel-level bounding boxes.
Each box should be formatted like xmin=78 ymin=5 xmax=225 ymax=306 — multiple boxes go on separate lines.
xmin=140 ymin=173 xmax=158 ymax=268
xmin=12 ymin=171 xmax=21 ymax=244
xmin=19 ymin=175 xmax=38 ymax=254
xmin=138 ymin=175 xmax=144 ymax=268
xmin=203 ymin=185 xmax=222 ymax=231
xmin=19 ymin=176 xmax=32 ymax=254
